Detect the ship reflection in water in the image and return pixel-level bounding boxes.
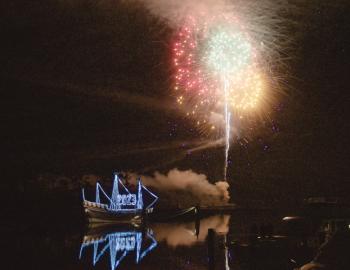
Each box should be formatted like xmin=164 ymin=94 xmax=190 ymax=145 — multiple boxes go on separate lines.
xmin=79 ymin=226 xmax=157 ymax=270
xmin=79 ymin=215 xmax=230 ymax=270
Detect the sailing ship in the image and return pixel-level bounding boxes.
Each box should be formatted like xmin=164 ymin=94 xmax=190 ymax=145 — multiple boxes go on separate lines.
xmin=82 ymin=173 xmax=158 ymax=223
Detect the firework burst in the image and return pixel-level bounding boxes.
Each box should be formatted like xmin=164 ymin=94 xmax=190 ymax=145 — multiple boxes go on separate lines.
xmin=172 ymin=14 xmax=273 ymax=179
xmin=173 ymin=15 xmax=268 ymax=130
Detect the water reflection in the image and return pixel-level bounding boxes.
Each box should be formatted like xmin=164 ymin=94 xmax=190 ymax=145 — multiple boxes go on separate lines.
xmin=153 ymin=215 xmax=230 ymax=247
xmin=12 ymin=207 xmax=350 ymax=270
xmin=79 ymin=215 xmax=230 ymax=269
xmin=74 ymin=212 xmax=350 ymax=270
xmin=79 ymin=226 xmax=157 ymax=270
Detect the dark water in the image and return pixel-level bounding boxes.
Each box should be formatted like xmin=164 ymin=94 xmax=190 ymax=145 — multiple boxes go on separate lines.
xmin=8 ymin=210 xmax=350 ymax=270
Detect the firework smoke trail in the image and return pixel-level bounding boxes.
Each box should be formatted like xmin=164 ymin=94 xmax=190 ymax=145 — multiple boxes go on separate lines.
xmin=203 ymin=21 xmax=256 ymax=181
xmin=223 ymin=77 xmax=231 ymax=181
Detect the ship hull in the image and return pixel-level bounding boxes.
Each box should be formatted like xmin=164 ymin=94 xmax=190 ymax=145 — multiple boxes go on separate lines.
xmin=83 ymin=202 xmax=142 ymax=224
xmin=149 ymin=206 xmax=198 ymax=222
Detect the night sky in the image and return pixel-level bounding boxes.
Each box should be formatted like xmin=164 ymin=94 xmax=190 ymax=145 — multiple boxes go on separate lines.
xmin=2 ymin=0 xmax=349 ymax=202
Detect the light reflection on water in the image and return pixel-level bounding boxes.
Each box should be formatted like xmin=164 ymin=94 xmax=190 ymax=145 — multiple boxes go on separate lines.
xmin=79 ymin=229 xmax=158 ymax=270
xmin=153 ymin=215 xmax=230 ymax=247
xmin=79 ymin=215 xmax=230 ymax=270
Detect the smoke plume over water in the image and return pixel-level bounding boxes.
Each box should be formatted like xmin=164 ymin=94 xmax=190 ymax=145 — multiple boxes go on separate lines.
xmin=127 ymin=168 xmax=230 ymax=206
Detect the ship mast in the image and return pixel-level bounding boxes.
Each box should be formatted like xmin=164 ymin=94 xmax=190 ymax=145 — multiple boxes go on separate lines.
xmin=110 ymin=173 xmax=121 ymax=210
xmin=137 ymin=178 xmax=143 ymax=210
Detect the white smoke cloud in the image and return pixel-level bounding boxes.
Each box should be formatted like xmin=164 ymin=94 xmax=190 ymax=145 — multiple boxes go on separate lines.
xmin=138 ymin=0 xmax=293 ymax=66
xmin=138 ymin=0 xmax=290 ymax=27
xmin=127 ymin=168 xmax=230 ymax=206
xmin=139 ymin=0 xmax=232 ymax=26
xmin=36 ymin=169 xmax=229 ymax=206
